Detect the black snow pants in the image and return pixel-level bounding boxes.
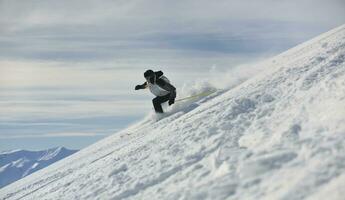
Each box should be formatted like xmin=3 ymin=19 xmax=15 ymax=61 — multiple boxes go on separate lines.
xmin=152 ymin=93 xmax=171 ymax=113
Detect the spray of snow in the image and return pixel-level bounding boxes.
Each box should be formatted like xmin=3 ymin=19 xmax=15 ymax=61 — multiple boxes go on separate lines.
xmin=148 ymin=62 xmax=266 ymax=121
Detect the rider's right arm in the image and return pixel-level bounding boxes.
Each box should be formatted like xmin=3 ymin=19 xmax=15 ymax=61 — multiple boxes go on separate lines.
xmin=135 ymin=82 xmax=148 ymax=90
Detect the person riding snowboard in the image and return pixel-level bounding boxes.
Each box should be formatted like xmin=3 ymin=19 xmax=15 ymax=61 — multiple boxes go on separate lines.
xmin=135 ymin=70 xmax=176 ymax=113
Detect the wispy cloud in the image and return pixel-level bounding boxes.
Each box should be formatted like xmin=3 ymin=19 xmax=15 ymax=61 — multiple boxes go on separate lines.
xmin=1 ymin=0 xmax=344 ymax=62
xmin=0 ymin=131 xmax=110 ymax=139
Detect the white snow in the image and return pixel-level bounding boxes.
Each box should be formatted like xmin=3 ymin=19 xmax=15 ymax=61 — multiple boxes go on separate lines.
xmin=1 ymin=24 xmax=345 ymax=200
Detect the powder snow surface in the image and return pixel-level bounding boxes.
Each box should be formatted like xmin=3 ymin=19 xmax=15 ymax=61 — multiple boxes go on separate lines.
xmin=1 ymin=25 xmax=345 ymax=200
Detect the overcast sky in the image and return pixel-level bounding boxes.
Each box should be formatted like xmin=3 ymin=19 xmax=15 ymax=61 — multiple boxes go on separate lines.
xmin=0 ymin=0 xmax=344 ymax=151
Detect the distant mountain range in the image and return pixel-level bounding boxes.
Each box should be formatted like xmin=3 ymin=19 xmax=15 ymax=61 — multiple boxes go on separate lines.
xmin=0 ymin=147 xmax=77 ymax=188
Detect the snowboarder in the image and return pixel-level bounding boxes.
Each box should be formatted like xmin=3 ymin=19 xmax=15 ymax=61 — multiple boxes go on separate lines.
xmin=135 ymin=70 xmax=176 ymax=113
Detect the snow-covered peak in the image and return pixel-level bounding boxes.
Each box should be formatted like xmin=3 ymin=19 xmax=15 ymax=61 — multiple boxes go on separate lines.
xmin=0 ymin=147 xmax=77 ymax=189
xmin=1 ymin=24 xmax=345 ymax=200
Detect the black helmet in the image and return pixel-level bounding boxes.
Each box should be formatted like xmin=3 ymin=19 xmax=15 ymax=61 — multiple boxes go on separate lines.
xmin=144 ymin=69 xmax=156 ymax=83
xmin=144 ymin=69 xmax=154 ymax=78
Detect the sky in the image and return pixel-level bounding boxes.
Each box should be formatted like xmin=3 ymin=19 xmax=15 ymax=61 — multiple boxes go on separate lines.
xmin=0 ymin=0 xmax=344 ymax=151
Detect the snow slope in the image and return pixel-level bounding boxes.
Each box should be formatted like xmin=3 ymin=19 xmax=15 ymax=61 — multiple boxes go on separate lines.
xmin=0 ymin=147 xmax=77 ymax=189
xmin=1 ymin=25 xmax=345 ymax=200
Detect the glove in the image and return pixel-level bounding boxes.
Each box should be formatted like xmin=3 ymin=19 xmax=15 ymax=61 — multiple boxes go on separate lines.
xmin=135 ymin=85 xmax=141 ymax=90
xmin=168 ymin=98 xmax=175 ymax=105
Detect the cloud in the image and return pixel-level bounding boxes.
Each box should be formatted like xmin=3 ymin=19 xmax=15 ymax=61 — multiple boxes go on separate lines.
xmin=0 ymin=99 xmax=150 ymax=121
xmin=2 ymin=0 xmax=344 ymax=31
xmin=1 ymin=0 xmax=344 ymax=62
xmin=0 ymin=131 xmax=109 ymax=139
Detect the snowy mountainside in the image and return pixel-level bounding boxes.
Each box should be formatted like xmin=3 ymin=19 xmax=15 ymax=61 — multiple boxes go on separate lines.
xmin=1 ymin=24 xmax=345 ymax=200
xmin=0 ymin=147 xmax=77 ymax=189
